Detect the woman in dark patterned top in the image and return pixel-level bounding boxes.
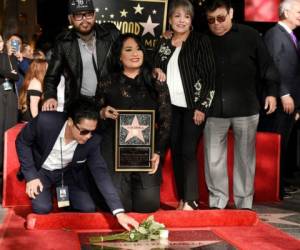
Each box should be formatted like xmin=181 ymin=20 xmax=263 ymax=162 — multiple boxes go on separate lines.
xmin=154 ymin=0 xmax=215 ymax=210
xmin=19 ymin=59 xmax=48 ymax=121
xmin=95 ymin=33 xmax=172 ymax=212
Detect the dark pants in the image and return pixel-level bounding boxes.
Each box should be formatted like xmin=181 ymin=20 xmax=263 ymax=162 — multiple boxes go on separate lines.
xmin=287 ymin=124 xmax=300 ymax=173
xmin=0 ymin=87 xmax=18 ymax=170
xmin=98 ymin=123 xmax=161 ymax=213
xmin=116 ymin=173 xmax=160 ymax=213
xmin=258 ymin=108 xmax=296 ymax=197
xmin=170 ymin=105 xmax=204 ymax=202
xmin=31 ymin=168 xmax=96 ymax=214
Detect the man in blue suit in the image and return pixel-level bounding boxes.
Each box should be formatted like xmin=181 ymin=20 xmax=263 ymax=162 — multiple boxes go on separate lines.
xmin=16 ymin=98 xmax=138 ymax=230
xmin=263 ymin=0 xmax=300 ymax=199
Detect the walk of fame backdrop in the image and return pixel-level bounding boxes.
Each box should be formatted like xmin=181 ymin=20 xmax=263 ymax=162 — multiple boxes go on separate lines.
xmin=93 ymin=0 xmax=168 ymax=50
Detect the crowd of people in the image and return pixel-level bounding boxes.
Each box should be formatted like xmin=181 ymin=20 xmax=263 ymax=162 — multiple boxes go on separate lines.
xmin=0 ymin=0 xmax=299 ymax=230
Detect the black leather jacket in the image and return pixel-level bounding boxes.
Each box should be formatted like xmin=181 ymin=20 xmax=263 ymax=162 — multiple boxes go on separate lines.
xmin=43 ymin=23 xmax=120 ymax=108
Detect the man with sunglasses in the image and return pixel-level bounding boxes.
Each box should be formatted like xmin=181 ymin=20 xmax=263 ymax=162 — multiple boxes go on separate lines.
xmin=16 ymin=98 xmax=139 ymax=231
xmin=42 ymin=0 xmax=119 ymax=112
xmin=203 ymin=0 xmax=279 ymax=209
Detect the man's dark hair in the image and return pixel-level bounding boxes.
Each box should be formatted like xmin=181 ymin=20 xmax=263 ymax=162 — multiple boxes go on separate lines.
xmin=21 ymin=43 xmax=30 ymax=53
xmin=205 ymin=0 xmax=232 ymax=12
xmin=66 ymin=97 xmax=99 ymax=124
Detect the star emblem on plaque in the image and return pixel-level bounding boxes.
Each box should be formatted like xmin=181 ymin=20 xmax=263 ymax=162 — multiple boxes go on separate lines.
xmin=116 ymin=110 xmax=155 ymax=171
xmin=122 ymin=115 xmax=149 ymax=143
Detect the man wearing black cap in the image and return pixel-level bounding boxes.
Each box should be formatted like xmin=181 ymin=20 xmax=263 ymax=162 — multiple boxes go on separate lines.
xmin=42 ymin=0 xmax=120 ymax=111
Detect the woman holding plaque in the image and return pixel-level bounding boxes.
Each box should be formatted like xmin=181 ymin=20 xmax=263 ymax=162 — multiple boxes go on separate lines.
xmin=95 ymin=33 xmax=172 ymax=213
xmin=154 ymin=0 xmax=215 ymax=210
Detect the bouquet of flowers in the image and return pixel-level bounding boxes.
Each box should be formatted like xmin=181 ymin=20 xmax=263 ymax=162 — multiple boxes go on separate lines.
xmin=89 ymin=215 xmax=168 ymax=244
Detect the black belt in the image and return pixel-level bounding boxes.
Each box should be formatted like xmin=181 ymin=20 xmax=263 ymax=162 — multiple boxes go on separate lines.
xmin=80 ymin=94 xmax=96 ymax=101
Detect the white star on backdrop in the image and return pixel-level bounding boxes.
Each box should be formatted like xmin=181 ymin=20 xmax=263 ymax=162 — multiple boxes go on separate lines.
xmin=140 ymin=15 xmax=160 ymax=36
xmin=122 ymin=116 xmax=148 ymax=143
xmin=134 ymin=3 xmax=144 ymax=14
xmin=110 ymin=14 xmax=114 ymax=19
xmin=260 ymin=213 xmax=300 ymax=226
xmin=152 ymin=9 xmax=157 ymax=14
xmin=120 ymin=9 xmax=128 ymax=17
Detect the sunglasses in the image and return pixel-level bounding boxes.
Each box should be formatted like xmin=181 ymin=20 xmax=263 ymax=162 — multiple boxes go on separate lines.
xmin=207 ymin=14 xmax=228 ymax=24
xmin=74 ymin=123 xmax=94 ymax=136
xmin=72 ymin=11 xmax=95 ymax=21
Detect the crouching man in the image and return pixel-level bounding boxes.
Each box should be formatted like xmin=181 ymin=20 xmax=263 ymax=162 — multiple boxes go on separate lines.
xmin=16 ymin=97 xmax=138 ymax=231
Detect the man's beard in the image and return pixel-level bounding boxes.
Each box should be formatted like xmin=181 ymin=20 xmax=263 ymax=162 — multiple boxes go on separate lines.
xmin=79 ymin=28 xmax=93 ymax=35
xmin=76 ymin=22 xmax=95 ymax=36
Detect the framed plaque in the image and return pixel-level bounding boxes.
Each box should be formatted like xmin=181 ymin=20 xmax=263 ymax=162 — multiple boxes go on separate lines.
xmin=115 ymin=110 xmax=155 ymax=172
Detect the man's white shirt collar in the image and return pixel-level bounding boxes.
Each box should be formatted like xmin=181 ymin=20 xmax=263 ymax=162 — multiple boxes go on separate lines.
xmin=278 ymin=21 xmax=293 ymax=34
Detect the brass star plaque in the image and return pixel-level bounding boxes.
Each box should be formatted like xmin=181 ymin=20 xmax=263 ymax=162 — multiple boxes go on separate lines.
xmin=115 ymin=110 xmax=155 ymax=171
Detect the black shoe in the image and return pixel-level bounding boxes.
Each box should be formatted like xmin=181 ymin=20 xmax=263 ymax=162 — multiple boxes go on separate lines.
xmin=282 ymin=192 xmax=293 ymax=199
xmin=185 ymin=200 xmax=199 ymax=210
xmin=240 ymin=208 xmax=254 ymax=211
xmin=284 ymin=186 xmax=300 ymax=194
xmin=210 ymin=206 xmax=222 ymax=209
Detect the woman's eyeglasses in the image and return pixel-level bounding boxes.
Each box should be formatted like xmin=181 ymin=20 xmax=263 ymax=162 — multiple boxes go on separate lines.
xmin=74 ymin=123 xmax=94 ymax=136
xmin=72 ymin=11 xmax=95 ymax=21
xmin=207 ymin=14 xmax=228 ymax=24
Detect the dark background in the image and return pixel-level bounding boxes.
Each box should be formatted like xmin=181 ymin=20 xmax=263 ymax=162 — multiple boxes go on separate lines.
xmin=37 ymin=0 xmax=68 ymax=49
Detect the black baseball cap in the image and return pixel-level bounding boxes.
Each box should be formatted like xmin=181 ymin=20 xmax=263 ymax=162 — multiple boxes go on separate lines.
xmin=68 ymin=0 xmax=95 ymax=14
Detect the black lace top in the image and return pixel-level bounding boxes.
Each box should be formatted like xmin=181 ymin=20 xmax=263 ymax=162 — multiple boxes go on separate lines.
xmin=96 ymin=72 xmax=172 ymax=156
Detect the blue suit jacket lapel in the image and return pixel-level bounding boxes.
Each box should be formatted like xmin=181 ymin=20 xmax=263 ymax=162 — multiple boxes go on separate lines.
xmin=70 ymin=143 xmax=85 ymax=165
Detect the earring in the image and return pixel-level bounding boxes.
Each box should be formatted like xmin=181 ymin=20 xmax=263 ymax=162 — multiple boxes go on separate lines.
xmin=190 ymin=25 xmax=194 ymax=31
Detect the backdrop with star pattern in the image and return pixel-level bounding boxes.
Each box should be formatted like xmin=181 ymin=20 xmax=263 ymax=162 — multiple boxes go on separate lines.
xmin=93 ymin=0 xmax=168 ymax=49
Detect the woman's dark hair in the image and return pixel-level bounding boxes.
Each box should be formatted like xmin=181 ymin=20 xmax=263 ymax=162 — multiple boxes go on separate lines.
xmin=205 ymin=0 xmax=231 ymax=12
xmin=66 ymin=97 xmax=99 ymax=124
xmin=112 ymin=33 xmax=156 ymax=96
